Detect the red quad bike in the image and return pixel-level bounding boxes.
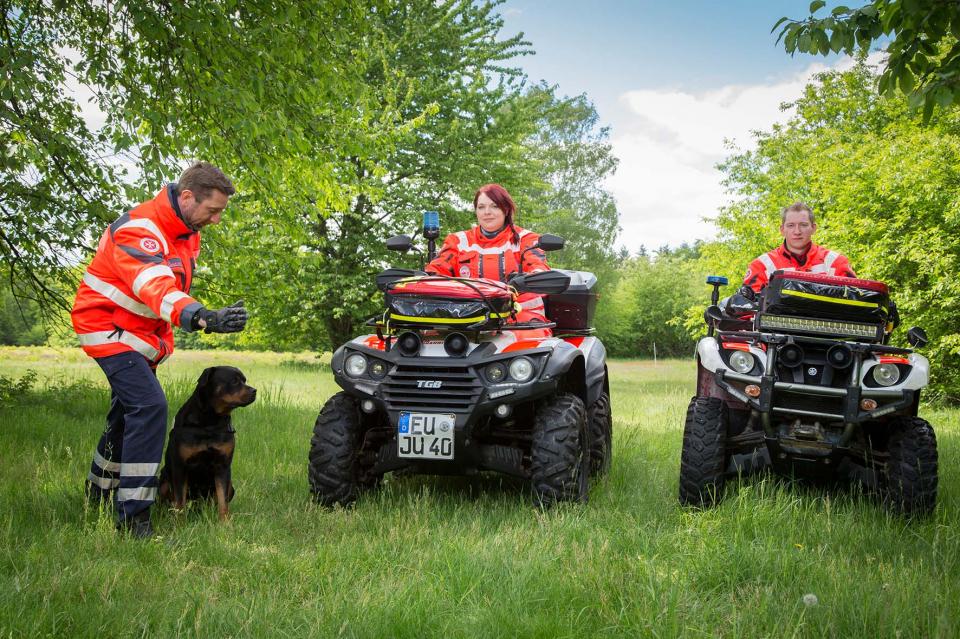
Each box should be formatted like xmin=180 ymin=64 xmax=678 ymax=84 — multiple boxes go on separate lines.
xmin=309 ymin=213 xmax=611 ymax=508
xmin=680 ymin=271 xmax=938 ymax=516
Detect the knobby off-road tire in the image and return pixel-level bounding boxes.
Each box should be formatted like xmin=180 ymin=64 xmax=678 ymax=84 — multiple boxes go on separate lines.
xmin=588 ymin=392 xmax=612 ymax=477
xmin=530 ymin=392 xmax=589 ymax=507
xmin=678 ymin=396 xmax=727 ymax=508
xmin=884 ymin=416 xmax=938 ymax=516
xmin=309 ymin=392 xmax=378 ymax=507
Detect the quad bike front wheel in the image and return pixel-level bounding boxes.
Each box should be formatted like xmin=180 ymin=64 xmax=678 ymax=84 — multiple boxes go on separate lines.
xmin=884 ymin=416 xmax=938 ymax=516
xmin=588 ymin=392 xmax=612 ymax=477
xmin=530 ymin=392 xmax=589 ymax=507
xmin=679 ymin=396 xmax=728 ymax=508
xmin=309 ymin=392 xmax=380 ymax=507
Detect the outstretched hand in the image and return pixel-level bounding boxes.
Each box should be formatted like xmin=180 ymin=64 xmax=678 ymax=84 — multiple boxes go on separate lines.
xmin=202 ymin=300 xmax=248 ymax=333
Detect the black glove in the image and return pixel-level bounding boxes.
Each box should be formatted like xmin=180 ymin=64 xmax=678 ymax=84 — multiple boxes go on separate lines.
xmin=196 ymin=300 xmax=248 ymax=333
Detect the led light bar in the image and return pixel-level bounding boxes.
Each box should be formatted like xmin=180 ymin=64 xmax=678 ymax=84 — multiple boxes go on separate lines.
xmin=759 ymin=313 xmax=881 ymax=340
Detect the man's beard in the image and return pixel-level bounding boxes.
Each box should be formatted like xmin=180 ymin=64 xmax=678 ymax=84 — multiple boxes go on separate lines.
xmin=180 ymin=204 xmax=203 ymax=231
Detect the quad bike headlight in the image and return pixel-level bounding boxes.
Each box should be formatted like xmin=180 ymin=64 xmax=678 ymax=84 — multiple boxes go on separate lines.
xmin=369 ymin=359 xmax=389 ymax=379
xmin=728 ymin=350 xmax=756 ymax=374
xmin=508 ymin=357 xmax=535 ymax=382
xmin=872 ymin=363 xmax=901 ymax=386
xmin=486 ymin=362 xmax=507 ymax=383
xmin=345 ymin=353 xmax=368 ymax=378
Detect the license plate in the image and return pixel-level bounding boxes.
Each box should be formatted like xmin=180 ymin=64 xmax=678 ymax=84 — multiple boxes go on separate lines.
xmin=397 ymin=412 xmax=455 ymax=460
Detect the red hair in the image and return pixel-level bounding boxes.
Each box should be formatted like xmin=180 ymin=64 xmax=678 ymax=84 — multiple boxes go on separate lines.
xmin=474 ymin=183 xmax=519 ymax=242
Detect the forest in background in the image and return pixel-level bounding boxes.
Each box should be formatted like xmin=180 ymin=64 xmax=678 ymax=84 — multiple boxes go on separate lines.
xmin=2 ymin=2 xmax=958 ymax=401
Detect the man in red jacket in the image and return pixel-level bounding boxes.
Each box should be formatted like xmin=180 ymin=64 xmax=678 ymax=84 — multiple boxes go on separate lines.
xmin=73 ymin=162 xmax=247 ymax=537
xmin=742 ymin=202 xmax=856 ymax=294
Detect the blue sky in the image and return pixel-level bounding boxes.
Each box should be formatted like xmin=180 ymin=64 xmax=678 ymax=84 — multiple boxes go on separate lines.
xmin=498 ymin=1 xmax=850 ymax=251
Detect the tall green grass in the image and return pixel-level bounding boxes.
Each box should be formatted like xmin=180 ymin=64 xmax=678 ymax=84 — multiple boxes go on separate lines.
xmin=0 ymin=347 xmax=957 ymax=637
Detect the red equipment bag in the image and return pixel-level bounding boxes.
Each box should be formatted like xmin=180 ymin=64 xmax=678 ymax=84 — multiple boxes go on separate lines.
xmin=762 ymin=271 xmax=891 ymax=323
xmin=385 ymin=277 xmax=516 ymax=328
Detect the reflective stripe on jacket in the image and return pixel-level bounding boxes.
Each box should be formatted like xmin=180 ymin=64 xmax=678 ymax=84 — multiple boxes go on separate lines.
xmin=425 ymin=225 xmax=549 ymax=321
xmin=425 ymin=225 xmax=548 ymax=280
xmin=71 ymin=185 xmax=204 ymax=365
xmin=743 ymin=241 xmax=856 ymax=293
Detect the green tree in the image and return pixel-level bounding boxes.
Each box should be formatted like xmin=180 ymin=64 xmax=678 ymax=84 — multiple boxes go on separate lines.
xmin=206 ymin=7 xmax=620 ymax=350
xmin=3 ymin=1 xmax=619 ymax=351
xmin=595 ymin=252 xmax=700 ymax=358
xmin=512 ymin=86 xmax=620 ymax=280
xmin=703 ymin=61 xmax=960 ymax=401
xmin=0 ymin=288 xmax=46 ymax=345
xmin=1 ymin=0 xmax=386 ymax=313
xmin=775 ymin=1 xmax=960 ymax=119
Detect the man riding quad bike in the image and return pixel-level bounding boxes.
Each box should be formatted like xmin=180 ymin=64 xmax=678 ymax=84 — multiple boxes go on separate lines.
xmin=308 ymin=211 xmax=611 ymax=508
xmin=680 ymin=270 xmax=938 ymax=516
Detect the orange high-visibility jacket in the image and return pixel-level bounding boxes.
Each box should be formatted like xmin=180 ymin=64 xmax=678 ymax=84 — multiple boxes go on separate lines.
xmin=743 ymin=241 xmax=856 ymax=293
xmin=426 ymin=225 xmax=549 ymax=320
xmin=71 ymin=185 xmax=205 ymax=365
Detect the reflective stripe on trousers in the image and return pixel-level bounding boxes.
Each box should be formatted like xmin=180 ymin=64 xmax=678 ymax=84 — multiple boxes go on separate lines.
xmin=91 ymin=352 xmax=167 ymax=522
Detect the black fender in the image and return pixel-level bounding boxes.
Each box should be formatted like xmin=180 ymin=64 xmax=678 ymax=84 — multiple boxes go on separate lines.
xmin=541 ymin=339 xmax=608 ymax=407
xmin=584 ymin=339 xmax=608 ymax=406
xmin=541 ymin=341 xmax=584 ymax=403
xmin=330 ymin=345 xmax=347 ymax=374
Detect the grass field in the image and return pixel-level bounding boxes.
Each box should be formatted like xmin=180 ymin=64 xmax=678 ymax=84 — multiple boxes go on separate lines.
xmin=1 ymin=346 xmax=958 ymax=638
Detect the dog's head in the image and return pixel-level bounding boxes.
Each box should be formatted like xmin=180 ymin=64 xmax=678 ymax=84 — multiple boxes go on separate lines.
xmin=196 ymin=366 xmax=257 ymax=416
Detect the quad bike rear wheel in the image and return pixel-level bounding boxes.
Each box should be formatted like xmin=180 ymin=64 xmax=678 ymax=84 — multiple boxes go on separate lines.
xmin=679 ymin=396 xmax=728 ymax=508
xmin=309 ymin=392 xmax=380 ymax=507
xmin=588 ymin=392 xmax=612 ymax=477
xmin=884 ymin=416 xmax=938 ymax=516
xmin=530 ymin=392 xmax=589 ymax=507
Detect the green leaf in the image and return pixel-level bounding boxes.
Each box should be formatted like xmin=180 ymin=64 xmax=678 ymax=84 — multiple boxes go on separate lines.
xmin=878 ymin=72 xmax=890 ymax=95
xmin=900 ymin=68 xmax=915 ymax=93
xmin=785 ymin=28 xmax=800 ymax=53
xmin=934 ymin=86 xmax=955 ymax=108
xmin=921 ymin=94 xmax=934 ymax=123
xmin=809 ymin=0 xmax=826 ymax=13
xmin=829 ymin=29 xmax=844 ymax=53
xmin=817 ymin=30 xmax=831 ymax=55
xmin=831 ymin=5 xmax=851 ymax=16
xmin=771 ymin=16 xmax=790 ymax=34
xmin=884 ymin=6 xmax=903 ymax=33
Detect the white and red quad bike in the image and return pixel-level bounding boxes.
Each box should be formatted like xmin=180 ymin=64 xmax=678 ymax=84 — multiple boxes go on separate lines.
xmin=309 ymin=218 xmax=611 ymax=508
xmin=681 ymin=271 xmax=937 ymax=516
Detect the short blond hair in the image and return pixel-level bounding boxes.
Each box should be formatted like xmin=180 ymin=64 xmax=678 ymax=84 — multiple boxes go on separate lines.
xmin=780 ymin=202 xmax=815 ymax=224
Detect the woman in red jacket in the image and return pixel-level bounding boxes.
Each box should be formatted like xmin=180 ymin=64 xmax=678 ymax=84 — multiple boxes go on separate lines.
xmin=426 ymin=183 xmax=549 ymax=323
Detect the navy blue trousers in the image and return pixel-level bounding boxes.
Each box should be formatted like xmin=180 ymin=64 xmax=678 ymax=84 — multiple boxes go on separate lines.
xmin=86 ymin=352 xmax=167 ymax=522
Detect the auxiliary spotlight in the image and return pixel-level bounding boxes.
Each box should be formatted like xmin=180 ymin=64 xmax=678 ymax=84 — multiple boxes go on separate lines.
xmin=779 ymin=343 xmax=805 ymax=368
xmin=397 ymin=331 xmax=422 ymax=357
xmin=444 ymin=332 xmax=469 ymax=357
xmin=826 ymin=343 xmax=854 ymax=370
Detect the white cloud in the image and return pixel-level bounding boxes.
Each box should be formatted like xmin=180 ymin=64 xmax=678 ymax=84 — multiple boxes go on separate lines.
xmin=608 ymin=54 xmax=879 ymax=253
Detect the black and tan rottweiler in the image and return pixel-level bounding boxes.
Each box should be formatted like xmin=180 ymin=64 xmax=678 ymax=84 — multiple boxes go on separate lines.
xmin=158 ymin=366 xmax=256 ymax=520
